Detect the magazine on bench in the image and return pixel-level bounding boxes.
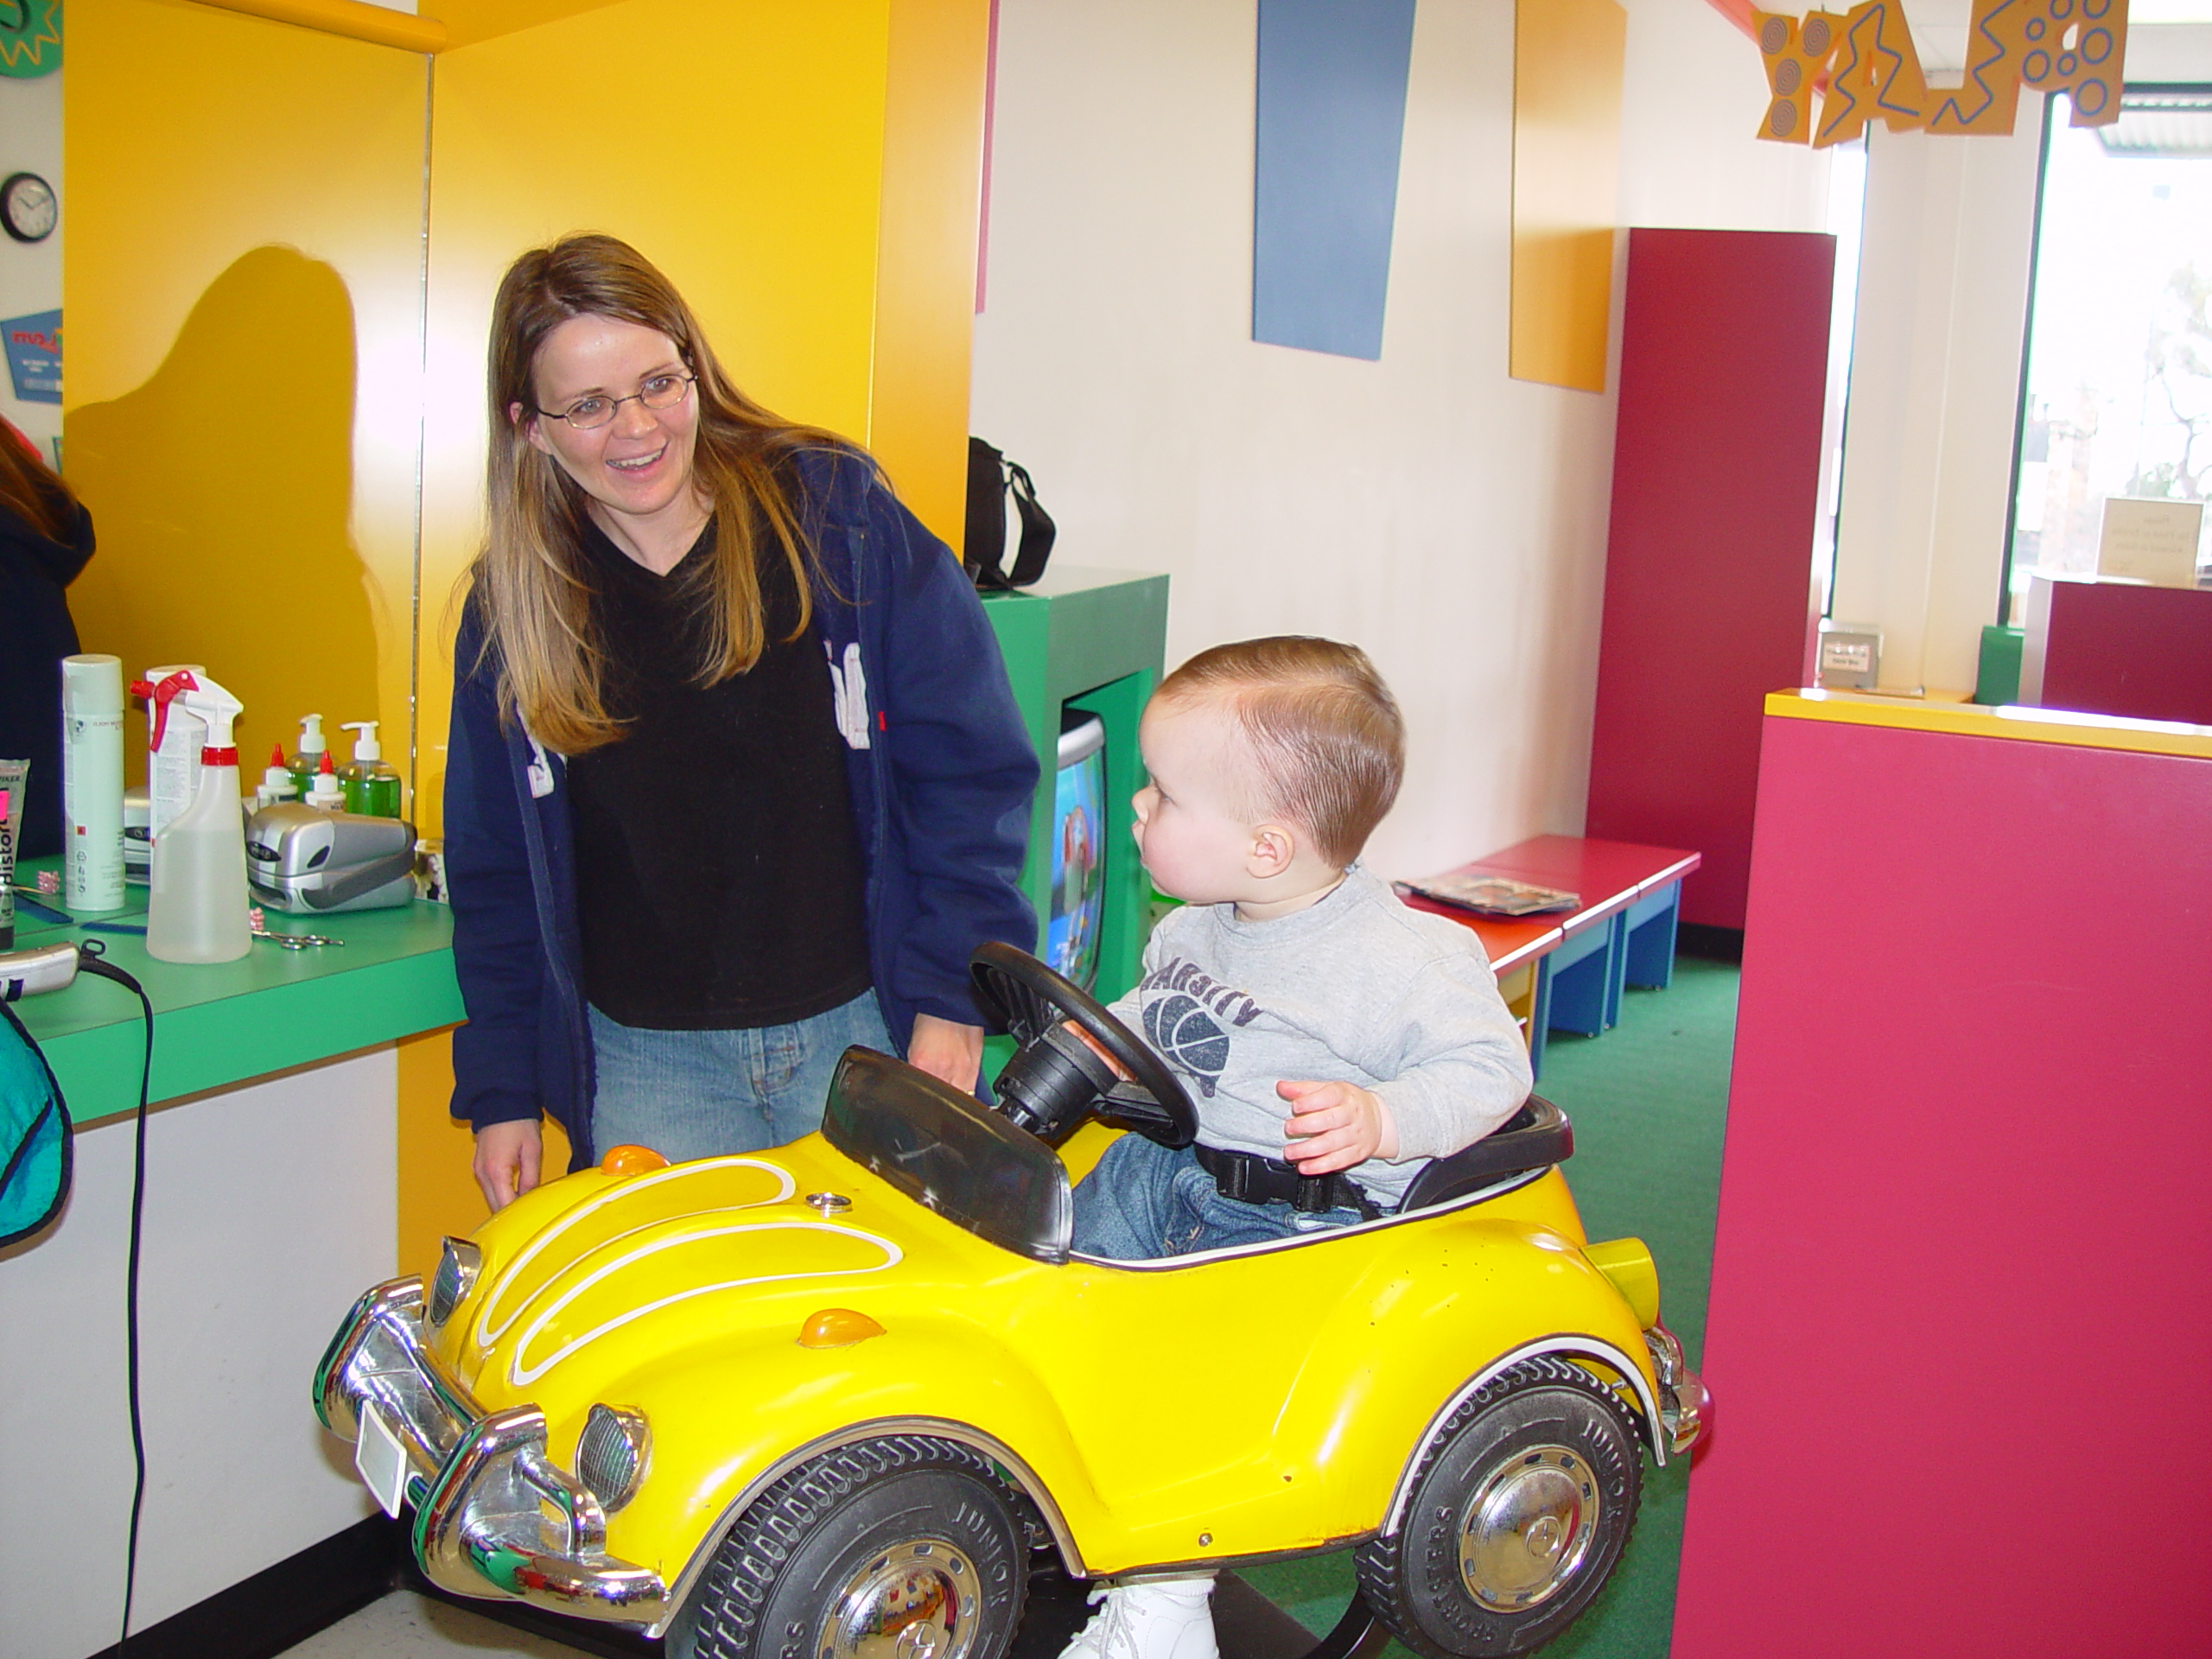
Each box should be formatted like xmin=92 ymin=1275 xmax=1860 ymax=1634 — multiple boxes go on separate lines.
xmin=1394 ymin=873 xmax=1580 ymax=918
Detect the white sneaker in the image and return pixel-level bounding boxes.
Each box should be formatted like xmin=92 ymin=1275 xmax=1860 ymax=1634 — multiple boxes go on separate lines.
xmin=1058 ymin=1579 xmax=1217 ymax=1659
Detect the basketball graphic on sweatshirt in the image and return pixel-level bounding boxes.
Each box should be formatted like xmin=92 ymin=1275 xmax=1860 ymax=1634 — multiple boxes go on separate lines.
xmin=1144 ymin=993 xmax=1230 ymax=1098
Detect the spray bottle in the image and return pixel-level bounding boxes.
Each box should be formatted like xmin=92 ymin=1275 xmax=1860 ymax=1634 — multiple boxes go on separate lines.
xmin=287 ymin=714 xmax=327 ymax=801
xmin=338 ymin=721 xmax=402 ymax=817
xmin=133 ymin=664 xmax=208 ymax=847
xmin=146 ymin=676 xmax=251 ymax=964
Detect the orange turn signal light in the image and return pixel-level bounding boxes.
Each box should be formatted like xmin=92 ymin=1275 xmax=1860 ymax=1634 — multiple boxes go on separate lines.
xmin=798 ymin=1308 xmax=886 ymax=1349
xmin=601 ymin=1144 xmax=669 ymax=1176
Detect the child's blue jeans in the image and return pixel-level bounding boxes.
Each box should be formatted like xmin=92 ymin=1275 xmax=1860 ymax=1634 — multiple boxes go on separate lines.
xmin=1070 ymin=1133 xmax=1365 ymax=1261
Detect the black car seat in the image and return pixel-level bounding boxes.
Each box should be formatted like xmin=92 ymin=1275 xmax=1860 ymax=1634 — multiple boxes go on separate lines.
xmin=1394 ymin=1096 xmax=1573 ymax=1212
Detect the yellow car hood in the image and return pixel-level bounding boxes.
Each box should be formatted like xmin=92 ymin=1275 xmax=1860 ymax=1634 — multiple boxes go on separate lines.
xmin=454 ymin=1144 xmax=936 ymax=1402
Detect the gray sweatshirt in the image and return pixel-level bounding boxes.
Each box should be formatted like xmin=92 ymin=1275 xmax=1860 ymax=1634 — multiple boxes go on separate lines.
xmin=1108 ymin=866 xmax=1535 ymax=1205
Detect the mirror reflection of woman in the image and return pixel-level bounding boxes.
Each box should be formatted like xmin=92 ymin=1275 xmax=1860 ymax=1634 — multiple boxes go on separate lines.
xmin=449 ymin=235 xmax=1036 ymax=1210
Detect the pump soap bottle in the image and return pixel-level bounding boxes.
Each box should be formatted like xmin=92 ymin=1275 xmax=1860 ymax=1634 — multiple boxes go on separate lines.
xmin=288 ymin=714 xmax=327 ymax=801
xmin=147 ymin=676 xmax=251 ymax=964
xmin=339 ymin=721 xmax=402 ymax=817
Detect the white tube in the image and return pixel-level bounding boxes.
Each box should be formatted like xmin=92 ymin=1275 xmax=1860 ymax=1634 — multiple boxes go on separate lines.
xmin=62 ymin=655 xmax=128 ymax=913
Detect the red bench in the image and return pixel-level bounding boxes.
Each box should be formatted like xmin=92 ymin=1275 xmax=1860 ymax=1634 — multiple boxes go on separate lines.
xmin=1400 ymin=835 xmax=1700 ymax=1077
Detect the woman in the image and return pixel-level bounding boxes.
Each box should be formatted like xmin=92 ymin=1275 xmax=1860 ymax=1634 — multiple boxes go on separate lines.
xmin=449 ymin=235 xmax=1036 ymax=1210
xmin=0 ymin=422 xmax=95 ymax=862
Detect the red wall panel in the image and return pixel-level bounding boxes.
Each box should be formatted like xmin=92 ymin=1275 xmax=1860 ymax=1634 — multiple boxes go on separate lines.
xmin=1672 ymin=713 xmax=2212 ymax=1657
xmin=1588 ymin=228 xmax=1834 ymax=930
xmin=2031 ymin=577 xmax=2212 ymax=726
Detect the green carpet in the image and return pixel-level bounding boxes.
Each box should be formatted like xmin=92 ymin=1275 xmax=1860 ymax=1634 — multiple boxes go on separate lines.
xmin=1236 ymin=955 xmax=1739 ymax=1658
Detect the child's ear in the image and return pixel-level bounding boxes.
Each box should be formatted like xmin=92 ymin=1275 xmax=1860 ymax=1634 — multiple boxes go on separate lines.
xmin=1249 ymin=823 xmax=1296 ymax=878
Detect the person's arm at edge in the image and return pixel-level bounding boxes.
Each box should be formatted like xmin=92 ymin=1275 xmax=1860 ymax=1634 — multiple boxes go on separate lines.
xmin=445 ymin=606 xmax=550 ymax=1210
xmin=866 ymin=473 xmax=1039 ymax=1090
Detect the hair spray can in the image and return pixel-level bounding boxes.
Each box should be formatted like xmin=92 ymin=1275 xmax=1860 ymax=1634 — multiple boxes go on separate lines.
xmin=62 ymin=655 xmax=128 ymax=913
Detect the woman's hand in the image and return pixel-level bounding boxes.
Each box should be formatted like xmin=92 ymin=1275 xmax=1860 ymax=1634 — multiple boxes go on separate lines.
xmin=1278 ymin=1078 xmax=1399 ymax=1174
xmin=906 ymin=1014 xmax=985 ymax=1094
xmin=474 ymin=1118 xmax=543 ymax=1211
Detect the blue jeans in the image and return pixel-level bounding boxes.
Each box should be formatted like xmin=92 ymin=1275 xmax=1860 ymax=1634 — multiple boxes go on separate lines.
xmin=588 ymin=989 xmax=892 ymax=1162
xmin=1070 ymin=1134 xmax=1365 ymax=1261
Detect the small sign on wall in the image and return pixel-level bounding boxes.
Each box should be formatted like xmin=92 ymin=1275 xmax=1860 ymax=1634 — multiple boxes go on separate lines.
xmin=3 ymin=308 xmax=60 ymax=404
xmin=2099 ymin=496 xmax=2205 ymax=588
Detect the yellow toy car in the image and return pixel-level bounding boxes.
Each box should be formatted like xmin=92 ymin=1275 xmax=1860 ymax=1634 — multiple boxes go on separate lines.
xmin=316 ymin=945 xmax=1705 ymax=1659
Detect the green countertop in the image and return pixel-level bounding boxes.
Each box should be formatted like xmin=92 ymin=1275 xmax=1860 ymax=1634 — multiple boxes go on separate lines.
xmin=9 ymin=856 xmax=463 ymax=1121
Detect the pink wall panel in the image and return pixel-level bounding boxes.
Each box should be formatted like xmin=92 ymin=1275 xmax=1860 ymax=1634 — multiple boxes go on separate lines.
xmin=2031 ymin=578 xmax=2212 ymax=726
xmin=1672 ymin=715 xmax=2212 ymax=1658
xmin=1588 ymin=228 xmax=1834 ymax=930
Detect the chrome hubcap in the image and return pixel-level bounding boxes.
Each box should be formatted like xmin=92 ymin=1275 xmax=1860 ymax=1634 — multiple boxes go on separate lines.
xmin=1458 ymin=1445 xmax=1601 ymax=1612
xmin=820 ymin=1539 xmax=981 ymax=1659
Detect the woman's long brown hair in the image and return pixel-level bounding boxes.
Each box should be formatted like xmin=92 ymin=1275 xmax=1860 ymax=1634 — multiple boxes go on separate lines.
xmin=470 ymin=234 xmax=849 ymax=754
xmin=0 ymin=423 xmax=76 ymax=546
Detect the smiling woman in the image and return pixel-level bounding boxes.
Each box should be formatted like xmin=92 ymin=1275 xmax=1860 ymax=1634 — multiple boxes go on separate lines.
xmin=447 ymin=235 xmax=1038 ymax=1213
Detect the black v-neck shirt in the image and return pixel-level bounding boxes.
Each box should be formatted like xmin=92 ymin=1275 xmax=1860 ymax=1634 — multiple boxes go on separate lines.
xmin=565 ymin=516 xmax=872 ymax=1029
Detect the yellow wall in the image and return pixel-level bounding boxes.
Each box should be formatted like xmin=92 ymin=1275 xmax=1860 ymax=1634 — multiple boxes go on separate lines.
xmin=67 ymin=0 xmax=990 ymax=1280
xmin=404 ymin=0 xmax=988 ymax=1269
xmin=64 ymin=0 xmax=429 ymax=792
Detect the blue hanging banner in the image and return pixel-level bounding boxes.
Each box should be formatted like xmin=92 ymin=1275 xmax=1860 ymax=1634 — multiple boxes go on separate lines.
xmin=1252 ymin=0 xmax=1418 ymax=361
xmin=4 ymin=308 xmax=61 ymax=404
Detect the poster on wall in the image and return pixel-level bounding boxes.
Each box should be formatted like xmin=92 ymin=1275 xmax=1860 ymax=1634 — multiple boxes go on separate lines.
xmin=4 ymin=309 xmax=60 ymax=404
xmin=1 ymin=0 xmax=64 ymax=79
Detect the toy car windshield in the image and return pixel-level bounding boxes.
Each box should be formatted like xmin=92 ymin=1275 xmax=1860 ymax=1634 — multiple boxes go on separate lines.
xmin=823 ymin=1046 xmax=1073 ymax=1262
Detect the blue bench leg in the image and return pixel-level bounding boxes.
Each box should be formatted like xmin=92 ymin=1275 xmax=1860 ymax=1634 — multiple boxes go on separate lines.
xmin=1602 ymin=912 xmax=1630 ymax=1029
xmin=1529 ymin=959 xmax=1552 ymax=1081
xmin=1546 ymin=928 xmax=1612 ymax=1037
xmin=1623 ymin=882 xmax=1681 ymax=990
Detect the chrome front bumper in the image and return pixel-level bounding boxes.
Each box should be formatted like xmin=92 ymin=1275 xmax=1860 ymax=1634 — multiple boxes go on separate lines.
xmin=1643 ymin=1321 xmax=1710 ymax=1457
xmin=314 ymin=1275 xmax=671 ymax=1625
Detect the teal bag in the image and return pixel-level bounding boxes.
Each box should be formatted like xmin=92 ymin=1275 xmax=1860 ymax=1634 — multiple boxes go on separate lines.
xmin=0 ymin=998 xmax=71 ymax=1246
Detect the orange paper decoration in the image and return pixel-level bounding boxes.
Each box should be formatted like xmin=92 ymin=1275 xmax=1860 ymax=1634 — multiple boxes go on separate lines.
xmin=1755 ymin=0 xmax=2126 ymax=143
xmin=1753 ymin=9 xmax=1845 ymax=143
xmin=1816 ymin=1 xmax=1929 ymax=147
xmin=2014 ymin=0 xmax=2129 ymax=125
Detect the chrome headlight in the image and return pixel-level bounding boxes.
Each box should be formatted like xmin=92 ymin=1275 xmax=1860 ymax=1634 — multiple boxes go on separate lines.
xmin=428 ymin=1236 xmax=481 ymax=1328
xmin=575 ymin=1404 xmax=651 ymax=1513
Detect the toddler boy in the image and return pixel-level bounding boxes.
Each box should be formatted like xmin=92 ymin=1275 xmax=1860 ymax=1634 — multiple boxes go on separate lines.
xmin=1061 ymin=637 xmax=1533 ymax=1659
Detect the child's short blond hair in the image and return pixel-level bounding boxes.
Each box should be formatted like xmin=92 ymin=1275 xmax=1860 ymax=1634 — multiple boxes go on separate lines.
xmin=1157 ymin=637 xmax=1404 ymax=867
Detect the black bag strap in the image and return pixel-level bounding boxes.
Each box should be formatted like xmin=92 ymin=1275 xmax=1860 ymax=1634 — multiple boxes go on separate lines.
xmin=1001 ymin=461 xmax=1057 ymax=587
xmin=963 ymin=437 xmax=1057 ymax=591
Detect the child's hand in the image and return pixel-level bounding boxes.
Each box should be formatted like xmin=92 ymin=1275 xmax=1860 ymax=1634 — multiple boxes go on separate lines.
xmin=1278 ymin=1079 xmax=1398 ymax=1174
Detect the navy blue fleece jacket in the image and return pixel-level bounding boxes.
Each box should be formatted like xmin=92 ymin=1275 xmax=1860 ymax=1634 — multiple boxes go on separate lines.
xmin=443 ymin=448 xmax=1038 ymax=1166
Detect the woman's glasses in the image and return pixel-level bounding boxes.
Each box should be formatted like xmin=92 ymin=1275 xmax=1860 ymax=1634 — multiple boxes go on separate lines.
xmin=535 ymin=372 xmax=695 ymax=430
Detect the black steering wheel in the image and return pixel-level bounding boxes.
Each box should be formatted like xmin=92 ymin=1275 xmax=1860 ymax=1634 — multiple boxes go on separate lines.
xmin=969 ymin=941 xmax=1197 ymax=1149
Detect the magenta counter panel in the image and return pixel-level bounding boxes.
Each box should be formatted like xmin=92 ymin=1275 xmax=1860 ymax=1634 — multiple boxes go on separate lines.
xmin=1671 ymin=712 xmax=2212 ymax=1658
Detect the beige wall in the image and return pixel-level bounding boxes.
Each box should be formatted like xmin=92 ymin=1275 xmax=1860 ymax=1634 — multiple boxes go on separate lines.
xmin=969 ymin=0 xmax=1833 ymax=880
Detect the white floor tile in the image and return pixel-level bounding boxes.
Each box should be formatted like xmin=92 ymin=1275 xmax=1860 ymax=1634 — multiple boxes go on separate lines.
xmin=279 ymin=1590 xmax=599 ymax=1656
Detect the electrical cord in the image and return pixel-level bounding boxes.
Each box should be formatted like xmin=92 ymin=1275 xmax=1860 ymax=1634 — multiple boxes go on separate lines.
xmin=74 ymin=944 xmax=155 ymax=1657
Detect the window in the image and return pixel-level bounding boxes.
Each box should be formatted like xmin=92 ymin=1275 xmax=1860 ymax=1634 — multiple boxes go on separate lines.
xmin=2005 ymin=86 xmax=2212 ymax=620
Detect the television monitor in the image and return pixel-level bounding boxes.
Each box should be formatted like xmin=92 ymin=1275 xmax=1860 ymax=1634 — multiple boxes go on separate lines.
xmin=1047 ymin=711 xmax=1106 ymax=990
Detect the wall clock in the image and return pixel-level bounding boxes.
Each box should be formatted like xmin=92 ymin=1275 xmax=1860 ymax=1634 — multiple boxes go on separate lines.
xmin=3 ymin=170 xmax=56 ymax=242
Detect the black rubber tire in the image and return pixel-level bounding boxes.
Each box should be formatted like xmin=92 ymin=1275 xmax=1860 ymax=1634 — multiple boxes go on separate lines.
xmin=1355 ymin=1357 xmax=1643 ymax=1658
xmin=670 ymin=1435 xmax=1028 ymax=1659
